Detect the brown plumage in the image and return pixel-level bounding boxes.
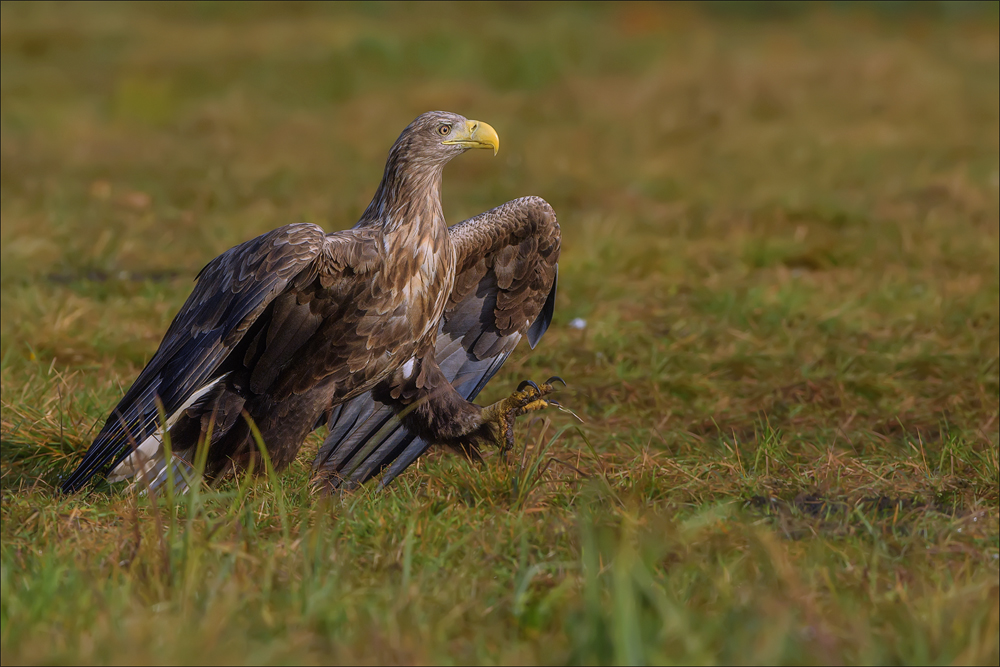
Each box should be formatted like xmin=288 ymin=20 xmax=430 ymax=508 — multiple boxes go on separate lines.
xmin=61 ymin=111 xmax=561 ymax=494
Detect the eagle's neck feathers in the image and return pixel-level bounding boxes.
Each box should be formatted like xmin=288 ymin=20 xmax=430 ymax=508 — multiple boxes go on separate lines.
xmin=354 ymin=139 xmax=456 ymax=338
xmin=358 ymin=141 xmax=447 ymax=234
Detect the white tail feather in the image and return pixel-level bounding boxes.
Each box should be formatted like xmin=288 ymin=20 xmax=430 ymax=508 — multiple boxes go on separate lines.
xmin=108 ymin=376 xmax=226 ymax=489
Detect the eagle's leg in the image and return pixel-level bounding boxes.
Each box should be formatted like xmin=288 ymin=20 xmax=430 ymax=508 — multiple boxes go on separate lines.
xmin=478 ymin=377 xmax=564 ymax=453
xmin=379 ymin=356 xmax=564 ymax=461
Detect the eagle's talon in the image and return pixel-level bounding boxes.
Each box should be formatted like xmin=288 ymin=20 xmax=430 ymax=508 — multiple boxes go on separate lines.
xmin=480 ymin=376 xmax=568 ymax=452
xmin=517 ymin=379 xmax=541 ymax=393
xmin=546 ymin=375 xmax=566 ymax=387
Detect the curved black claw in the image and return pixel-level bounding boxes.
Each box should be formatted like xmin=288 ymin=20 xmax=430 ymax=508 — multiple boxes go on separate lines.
xmin=547 ymin=399 xmax=562 ymax=407
xmin=518 ymin=379 xmax=541 ymax=393
xmin=546 ymin=376 xmax=566 ymax=387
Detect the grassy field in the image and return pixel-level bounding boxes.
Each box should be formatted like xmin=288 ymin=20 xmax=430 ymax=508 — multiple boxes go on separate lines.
xmin=1 ymin=2 xmax=998 ymax=664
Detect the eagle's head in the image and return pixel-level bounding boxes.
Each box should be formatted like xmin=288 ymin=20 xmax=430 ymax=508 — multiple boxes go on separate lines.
xmin=393 ymin=111 xmax=500 ymax=167
xmin=360 ymin=110 xmax=502 ymax=227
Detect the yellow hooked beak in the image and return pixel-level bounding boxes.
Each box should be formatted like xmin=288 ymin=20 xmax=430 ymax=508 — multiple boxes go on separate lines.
xmin=442 ymin=119 xmax=499 ymax=155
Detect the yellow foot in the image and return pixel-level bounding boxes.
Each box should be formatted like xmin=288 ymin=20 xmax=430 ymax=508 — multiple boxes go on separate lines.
xmin=480 ymin=376 xmax=566 ymax=452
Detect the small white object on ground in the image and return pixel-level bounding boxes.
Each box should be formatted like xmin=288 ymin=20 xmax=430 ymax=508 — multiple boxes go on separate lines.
xmin=569 ymin=317 xmax=587 ymax=330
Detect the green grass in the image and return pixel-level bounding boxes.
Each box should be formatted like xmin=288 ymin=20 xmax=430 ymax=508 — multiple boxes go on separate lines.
xmin=1 ymin=1 xmax=998 ymax=664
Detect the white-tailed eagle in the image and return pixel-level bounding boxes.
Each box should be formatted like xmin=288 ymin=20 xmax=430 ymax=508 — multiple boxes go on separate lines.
xmin=61 ymin=111 xmax=561 ymax=494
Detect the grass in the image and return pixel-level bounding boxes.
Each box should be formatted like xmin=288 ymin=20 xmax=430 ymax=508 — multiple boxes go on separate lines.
xmin=1 ymin=1 xmax=998 ymax=664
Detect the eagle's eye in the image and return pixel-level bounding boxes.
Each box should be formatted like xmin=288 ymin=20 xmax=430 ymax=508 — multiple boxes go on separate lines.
xmin=437 ymin=124 xmax=452 ymax=136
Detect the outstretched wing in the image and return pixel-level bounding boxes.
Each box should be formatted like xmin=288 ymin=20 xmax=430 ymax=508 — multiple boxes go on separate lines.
xmin=60 ymin=223 xmax=375 ymax=493
xmin=315 ymin=196 xmax=560 ymax=488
